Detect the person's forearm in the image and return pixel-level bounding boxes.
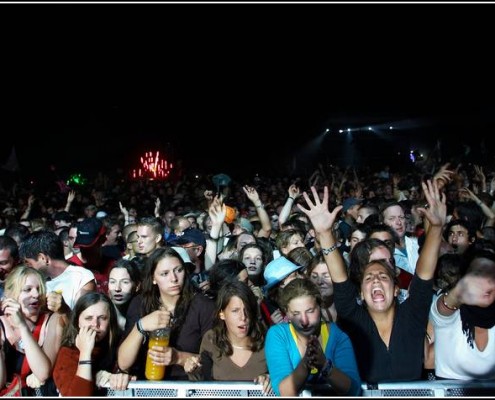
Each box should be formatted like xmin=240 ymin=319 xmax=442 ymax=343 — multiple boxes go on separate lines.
xmin=317 ymin=230 xmax=348 ymax=283
xmin=278 ymin=198 xmax=293 ymax=227
xmin=415 ymin=225 xmax=442 ymax=280
xmin=19 ymin=325 xmax=51 ymax=382
xmin=437 ymin=288 xmax=461 ymax=316
xmin=323 ymin=367 xmax=351 ymax=395
xmin=255 ymin=203 xmax=272 ymax=238
xmin=278 ymin=360 xmax=308 ymax=396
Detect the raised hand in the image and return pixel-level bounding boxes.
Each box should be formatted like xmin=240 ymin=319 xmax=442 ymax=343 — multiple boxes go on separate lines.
xmin=416 ymin=180 xmax=447 ymax=229
xmin=297 ymin=186 xmax=342 ymax=235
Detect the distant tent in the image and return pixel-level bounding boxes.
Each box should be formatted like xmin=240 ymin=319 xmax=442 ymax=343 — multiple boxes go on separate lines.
xmin=1 ymin=146 xmax=20 ymax=172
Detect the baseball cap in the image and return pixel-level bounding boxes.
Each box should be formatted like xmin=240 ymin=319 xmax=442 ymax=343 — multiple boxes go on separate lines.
xmin=169 ymin=228 xmax=207 ymax=248
xmin=263 ymin=256 xmax=303 ymax=291
xmin=74 ymin=217 xmax=106 ymax=248
xmin=171 ymin=246 xmax=192 ymax=263
xmin=343 ymin=197 xmax=362 ymax=213
xmin=96 ymin=211 xmax=108 ymax=219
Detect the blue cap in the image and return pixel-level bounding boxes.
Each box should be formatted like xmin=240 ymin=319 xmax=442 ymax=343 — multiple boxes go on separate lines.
xmin=263 ymin=256 xmax=303 ymax=291
xmin=343 ymin=197 xmax=362 ymax=213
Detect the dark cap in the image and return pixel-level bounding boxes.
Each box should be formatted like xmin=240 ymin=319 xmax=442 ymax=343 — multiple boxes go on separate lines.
xmin=53 ymin=211 xmax=72 ymax=223
xmin=343 ymin=197 xmax=362 ymax=213
xmin=169 ymin=228 xmax=206 ymax=248
xmin=74 ymin=217 xmax=106 ymax=248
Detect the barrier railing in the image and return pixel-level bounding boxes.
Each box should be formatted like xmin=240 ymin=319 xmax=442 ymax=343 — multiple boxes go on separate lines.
xmin=361 ymin=379 xmax=495 ymax=397
xmin=106 ymin=380 xmax=312 ymax=397
xmin=96 ymin=378 xmax=495 ymax=397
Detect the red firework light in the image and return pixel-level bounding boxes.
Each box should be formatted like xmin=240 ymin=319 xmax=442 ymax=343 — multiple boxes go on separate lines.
xmin=131 ymin=150 xmax=173 ymax=180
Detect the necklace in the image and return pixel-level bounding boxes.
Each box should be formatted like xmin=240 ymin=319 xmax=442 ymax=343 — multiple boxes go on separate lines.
xmin=231 ymin=344 xmax=250 ymax=350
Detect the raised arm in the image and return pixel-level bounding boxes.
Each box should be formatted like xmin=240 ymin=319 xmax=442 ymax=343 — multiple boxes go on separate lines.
xmin=436 ymin=255 xmax=495 ymax=316
xmin=414 ymin=180 xmax=447 ymax=280
xmin=297 ymin=186 xmax=348 ymax=283
xmin=278 ymin=184 xmax=300 ymax=228
xmin=64 ymin=190 xmax=76 ymax=213
xmin=204 ymin=196 xmax=226 ymax=270
xmin=243 ymin=185 xmax=271 ymax=238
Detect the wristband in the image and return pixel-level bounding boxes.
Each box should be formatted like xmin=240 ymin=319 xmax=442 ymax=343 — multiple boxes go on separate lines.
xmin=321 ymin=244 xmax=338 ymax=255
xmin=319 ymin=359 xmax=333 ymax=380
xmin=288 ymin=196 xmax=295 ymax=201
xmin=78 ymin=360 xmax=92 ymax=365
xmin=136 ymin=318 xmax=149 ymax=337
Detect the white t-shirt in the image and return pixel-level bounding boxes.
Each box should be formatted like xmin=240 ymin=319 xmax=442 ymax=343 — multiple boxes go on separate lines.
xmin=430 ymin=294 xmax=495 ymax=380
xmin=46 ymin=265 xmax=95 ymax=310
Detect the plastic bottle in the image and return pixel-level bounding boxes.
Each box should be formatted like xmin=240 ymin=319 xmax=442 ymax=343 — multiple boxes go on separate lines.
xmin=145 ymin=327 xmax=170 ymax=380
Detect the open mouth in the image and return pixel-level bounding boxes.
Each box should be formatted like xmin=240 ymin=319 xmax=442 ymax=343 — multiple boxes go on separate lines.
xmin=371 ymin=287 xmax=385 ymax=301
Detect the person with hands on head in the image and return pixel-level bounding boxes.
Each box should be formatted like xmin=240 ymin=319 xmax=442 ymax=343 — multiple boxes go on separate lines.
xmin=52 ymin=292 xmax=134 ymax=396
xmin=265 ymin=278 xmax=361 ymax=396
xmin=0 ymin=266 xmax=64 ymax=396
xmin=185 ymin=281 xmax=272 ymax=395
xmin=297 ymin=180 xmax=446 ymax=383
xmin=117 ymin=247 xmax=215 ymax=380
xmin=430 ymin=248 xmax=495 ymax=379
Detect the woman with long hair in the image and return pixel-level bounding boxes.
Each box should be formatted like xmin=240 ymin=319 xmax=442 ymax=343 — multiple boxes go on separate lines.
xmin=107 ymin=258 xmax=142 ymax=332
xmin=297 ymin=180 xmax=445 ymax=383
xmin=265 ymin=278 xmax=361 ymax=396
xmin=0 ymin=265 xmax=64 ymax=396
xmin=52 ymin=292 xmax=132 ymax=396
xmin=117 ymin=247 xmax=215 ymax=380
xmin=185 ymin=281 xmax=271 ymax=394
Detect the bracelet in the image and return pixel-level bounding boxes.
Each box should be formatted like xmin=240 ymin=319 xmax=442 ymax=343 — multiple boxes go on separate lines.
xmin=288 ymin=196 xmax=295 ymax=201
xmin=116 ymin=367 xmax=130 ymax=375
xmin=477 ymin=200 xmax=483 ymax=206
xmin=136 ymin=318 xmax=148 ymax=337
xmin=321 ymin=244 xmax=338 ymax=255
xmin=319 ymin=359 xmax=333 ymax=380
xmin=442 ymin=292 xmax=458 ymax=311
xmin=78 ymin=360 xmax=93 ymax=365
xmin=256 ymin=203 xmax=264 ymax=209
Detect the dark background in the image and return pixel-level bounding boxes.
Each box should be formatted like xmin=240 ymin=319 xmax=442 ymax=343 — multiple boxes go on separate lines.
xmin=1 ymin=3 xmax=494 ymax=184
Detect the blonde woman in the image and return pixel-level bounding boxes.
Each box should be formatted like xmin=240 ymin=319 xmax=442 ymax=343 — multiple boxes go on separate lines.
xmin=0 ymin=265 xmax=64 ymax=395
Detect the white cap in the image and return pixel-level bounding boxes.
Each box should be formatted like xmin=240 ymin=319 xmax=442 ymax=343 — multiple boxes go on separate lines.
xmin=96 ymin=211 xmax=107 ymax=219
xmin=172 ymin=246 xmax=192 ymax=263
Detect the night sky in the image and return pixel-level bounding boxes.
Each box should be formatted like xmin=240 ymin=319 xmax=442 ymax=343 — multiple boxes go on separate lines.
xmin=1 ymin=2 xmax=494 ymax=183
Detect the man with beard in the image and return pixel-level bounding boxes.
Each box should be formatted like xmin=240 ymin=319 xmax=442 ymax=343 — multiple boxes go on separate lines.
xmin=0 ymin=235 xmax=19 ymax=298
xmin=265 ymin=279 xmax=361 ymax=396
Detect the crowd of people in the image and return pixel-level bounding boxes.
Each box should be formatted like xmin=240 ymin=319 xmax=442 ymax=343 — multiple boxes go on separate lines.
xmin=0 ymin=157 xmax=494 ymax=396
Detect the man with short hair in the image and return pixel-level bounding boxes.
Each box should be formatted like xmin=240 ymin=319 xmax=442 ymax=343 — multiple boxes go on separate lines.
xmin=136 ymin=216 xmax=164 ymax=257
xmin=444 ymin=219 xmax=476 ymax=255
xmin=381 ymin=201 xmax=420 ymax=276
xmin=20 ymin=230 xmax=96 ymax=312
xmin=170 ymin=227 xmax=208 ymax=291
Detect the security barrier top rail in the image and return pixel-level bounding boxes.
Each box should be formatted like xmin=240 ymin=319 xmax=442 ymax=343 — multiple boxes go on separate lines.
xmin=103 ymin=379 xmax=495 ymax=397
xmin=361 ymin=379 xmax=495 ymax=397
xmin=106 ymin=380 xmax=312 ymax=397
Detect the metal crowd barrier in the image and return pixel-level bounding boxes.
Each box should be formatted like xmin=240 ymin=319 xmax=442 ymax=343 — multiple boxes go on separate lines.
xmin=361 ymin=379 xmax=495 ymax=397
xmin=106 ymin=380 xmax=312 ymax=397
xmin=77 ymin=378 xmax=495 ymax=397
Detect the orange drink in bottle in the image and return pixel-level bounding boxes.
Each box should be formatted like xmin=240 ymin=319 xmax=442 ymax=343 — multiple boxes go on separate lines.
xmin=145 ymin=328 xmax=170 ymax=380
